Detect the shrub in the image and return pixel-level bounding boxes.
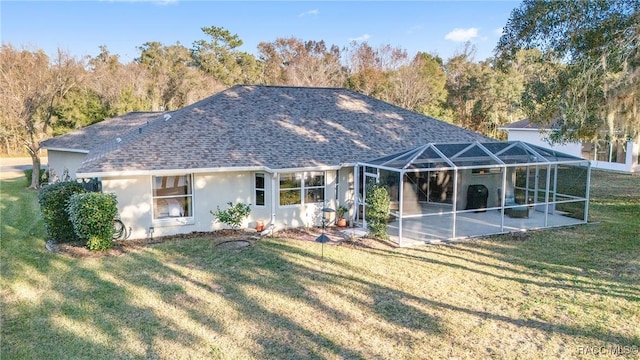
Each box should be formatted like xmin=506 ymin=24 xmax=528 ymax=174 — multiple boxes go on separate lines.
xmin=38 ymin=181 xmax=86 ymax=243
xmin=24 ymin=168 xmax=48 ymax=187
xmin=211 ymin=202 xmax=251 ymax=229
xmin=365 ymin=183 xmax=390 ymax=239
xmin=66 ymin=192 xmax=118 ymax=251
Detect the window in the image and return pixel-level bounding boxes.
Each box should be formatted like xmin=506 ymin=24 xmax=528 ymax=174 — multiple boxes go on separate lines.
xmin=279 ymin=172 xmax=325 ymax=206
xmin=152 ymin=175 xmax=193 ymax=219
xmin=255 ymin=173 xmax=265 ymax=206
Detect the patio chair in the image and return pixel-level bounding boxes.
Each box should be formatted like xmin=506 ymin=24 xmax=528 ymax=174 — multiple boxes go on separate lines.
xmin=498 ymin=188 xmax=529 ymax=218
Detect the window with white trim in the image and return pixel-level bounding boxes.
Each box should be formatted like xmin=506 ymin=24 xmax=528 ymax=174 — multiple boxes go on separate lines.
xmin=255 ymin=173 xmax=265 ymax=206
xmin=152 ymin=175 xmax=193 ymax=219
xmin=279 ymin=172 xmax=325 ymax=206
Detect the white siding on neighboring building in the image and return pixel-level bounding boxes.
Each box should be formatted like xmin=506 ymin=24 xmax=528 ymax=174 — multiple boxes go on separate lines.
xmin=46 ymin=150 xmax=88 ymax=182
xmin=505 ymin=130 xmax=582 ymax=158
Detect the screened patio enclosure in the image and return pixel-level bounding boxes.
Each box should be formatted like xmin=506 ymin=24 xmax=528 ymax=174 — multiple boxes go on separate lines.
xmin=357 ymin=141 xmax=591 ymax=246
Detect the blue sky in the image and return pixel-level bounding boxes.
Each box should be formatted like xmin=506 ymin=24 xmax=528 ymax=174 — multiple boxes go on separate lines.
xmin=1 ymin=1 xmax=520 ymax=63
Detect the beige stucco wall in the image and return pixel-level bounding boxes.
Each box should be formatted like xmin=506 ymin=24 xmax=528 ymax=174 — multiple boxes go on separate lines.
xmin=273 ymin=170 xmax=341 ymax=228
xmin=102 ymin=168 xmax=356 ymax=240
xmin=46 ymin=150 xmax=87 ymax=182
xmin=457 ymin=169 xmax=505 ymax=209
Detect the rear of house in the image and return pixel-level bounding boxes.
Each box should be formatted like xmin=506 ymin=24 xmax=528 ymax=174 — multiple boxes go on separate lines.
xmin=41 ymin=85 xmax=590 ymax=245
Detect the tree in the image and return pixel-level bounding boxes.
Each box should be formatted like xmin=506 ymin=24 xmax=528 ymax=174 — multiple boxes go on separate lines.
xmin=257 ymin=37 xmax=345 ymax=87
xmin=191 ymin=26 xmax=261 ymax=85
xmin=344 ymin=42 xmax=407 ymax=97
xmin=137 ymin=41 xmax=218 ymax=111
xmin=88 ymin=45 xmax=150 ymax=117
xmin=0 ymin=45 xmax=83 ymax=188
xmin=386 ymin=52 xmax=448 ymax=117
xmin=497 ymin=0 xmax=640 ymax=143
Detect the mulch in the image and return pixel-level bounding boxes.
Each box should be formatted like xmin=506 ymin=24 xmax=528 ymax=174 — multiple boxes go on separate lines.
xmin=45 ymin=227 xmax=395 ymax=258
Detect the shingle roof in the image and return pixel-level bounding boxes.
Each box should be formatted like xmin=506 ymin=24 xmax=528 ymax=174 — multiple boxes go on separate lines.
xmin=40 ymin=111 xmax=167 ymax=152
xmin=500 ymin=118 xmax=557 ymax=130
xmin=42 ymin=85 xmax=493 ymax=175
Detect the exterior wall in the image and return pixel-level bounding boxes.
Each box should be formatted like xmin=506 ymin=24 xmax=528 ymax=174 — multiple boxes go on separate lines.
xmin=46 ymin=150 xmax=87 ymax=182
xmin=273 ymin=170 xmax=340 ymax=229
xmin=506 ymin=130 xmax=582 ymax=157
xmin=457 ymin=169 xmax=503 ymax=210
xmin=507 ymin=130 xmax=639 ymax=173
xmin=102 ymin=175 xmax=155 ymax=240
xmin=102 ymin=167 xmax=355 ymax=240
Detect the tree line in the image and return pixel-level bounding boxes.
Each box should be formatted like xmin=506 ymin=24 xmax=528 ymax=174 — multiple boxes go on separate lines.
xmin=2 ymin=0 xmax=637 ymax=190
xmin=0 ymin=26 xmax=534 ymax=156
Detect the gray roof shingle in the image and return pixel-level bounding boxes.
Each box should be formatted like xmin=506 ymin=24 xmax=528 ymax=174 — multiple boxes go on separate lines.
xmin=42 ymin=85 xmax=493 ymax=175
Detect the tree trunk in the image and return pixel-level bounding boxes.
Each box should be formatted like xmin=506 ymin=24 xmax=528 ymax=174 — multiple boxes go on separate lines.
xmin=26 ymin=138 xmax=41 ymax=189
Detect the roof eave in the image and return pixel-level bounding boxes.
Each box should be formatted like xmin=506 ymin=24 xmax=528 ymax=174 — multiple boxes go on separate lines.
xmin=42 ymin=146 xmax=90 ymax=154
xmin=77 ymin=163 xmax=352 ymax=178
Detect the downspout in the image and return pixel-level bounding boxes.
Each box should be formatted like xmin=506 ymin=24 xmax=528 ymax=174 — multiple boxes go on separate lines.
xmin=271 ymin=173 xmax=277 ymax=231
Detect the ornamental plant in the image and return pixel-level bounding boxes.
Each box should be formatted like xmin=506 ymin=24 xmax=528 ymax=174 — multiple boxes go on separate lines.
xmin=66 ymin=192 xmax=118 ymax=251
xmin=365 ymin=183 xmax=391 ymax=239
xmin=38 ymin=181 xmax=86 ymax=243
xmin=211 ymin=202 xmax=251 ymax=229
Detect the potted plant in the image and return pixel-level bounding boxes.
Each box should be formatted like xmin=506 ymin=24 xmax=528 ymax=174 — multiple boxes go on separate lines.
xmin=335 ymin=204 xmax=349 ymax=227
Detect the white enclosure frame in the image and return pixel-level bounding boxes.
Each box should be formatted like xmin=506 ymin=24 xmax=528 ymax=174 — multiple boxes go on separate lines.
xmin=358 ymin=141 xmax=591 ymax=246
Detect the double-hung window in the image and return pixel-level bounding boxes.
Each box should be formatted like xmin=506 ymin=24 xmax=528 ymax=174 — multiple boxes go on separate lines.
xmin=152 ymin=175 xmax=193 ymax=219
xmin=279 ymin=172 xmax=325 ymax=206
xmin=255 ymin=173 xmax=265 ymax=206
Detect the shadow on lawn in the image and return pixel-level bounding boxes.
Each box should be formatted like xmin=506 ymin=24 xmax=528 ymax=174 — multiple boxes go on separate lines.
xmin=2 ymin=173 xmax=638 ymax=358
xmin=146 ymin=239 xmax=444 ymax=358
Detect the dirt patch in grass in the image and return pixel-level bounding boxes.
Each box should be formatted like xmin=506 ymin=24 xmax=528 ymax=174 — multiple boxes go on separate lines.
xmin=45 ymin=227 xmax=394 ymax=258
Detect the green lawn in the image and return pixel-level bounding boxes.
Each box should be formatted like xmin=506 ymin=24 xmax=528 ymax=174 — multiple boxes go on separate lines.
xmin=1 ymin=171 xmax=639 ymax=359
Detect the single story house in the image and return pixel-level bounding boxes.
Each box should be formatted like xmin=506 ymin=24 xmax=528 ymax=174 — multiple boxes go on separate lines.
xmin=41 ymin=86 xmax=590 ymax=245
xmin=500 ymin=119 xmax=639 ymax=173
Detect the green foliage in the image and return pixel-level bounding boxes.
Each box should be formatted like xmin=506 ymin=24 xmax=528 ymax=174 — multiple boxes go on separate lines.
xmin=24 ymin=168 xmax=48 ymax=187
xmin=211 ymin=201 xmax=251 ymax=229
xmin=66 ymin=192 xmax=118 ymax=251
xmin=365 ymin=184 xmax=391 ymax=239
xmin=191 ymin=26 xmax=261 ymax=85
xmin=497 ymin=0 xmax=639 ymax=142
xmin=336 ymin=204 xmax=348 ymax=219
xmin=38 ymin=181 xmax=86 ymax=243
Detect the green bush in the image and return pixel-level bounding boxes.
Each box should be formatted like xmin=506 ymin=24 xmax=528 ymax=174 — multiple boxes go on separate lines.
xmin=66 ymin=192 xmax=118 ymax=251
xmin=24 ymin=168 xmax=48 ymax=187
xmin=365 ymin=183 xmax=391 ymax=239
xmin=38 ymin=181 xmax=86 ymax=243
xmin=211 ymin=202 xmax=251 ymax=229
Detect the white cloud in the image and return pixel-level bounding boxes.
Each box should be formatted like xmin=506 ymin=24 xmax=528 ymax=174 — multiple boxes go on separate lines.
xmin=444 ymin=28 xmax=479 ymax=42
xmin=494 ymin=27 xmax=504 ymax=36
xmin=348 ymin=33 xmax=371 ymax=42
xmin=298 ymin=9 xmax=319 ymax=17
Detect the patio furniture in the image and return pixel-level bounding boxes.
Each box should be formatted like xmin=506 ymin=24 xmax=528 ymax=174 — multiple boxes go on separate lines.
xmin=499 ymin=188 xmax=529 ymax=218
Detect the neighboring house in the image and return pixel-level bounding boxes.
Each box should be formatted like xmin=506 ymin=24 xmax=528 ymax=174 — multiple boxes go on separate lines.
xmin=500 ymin=119 xmax=640 ymax=173
xmin=41 ymin=85 xmax=492 ymax=240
